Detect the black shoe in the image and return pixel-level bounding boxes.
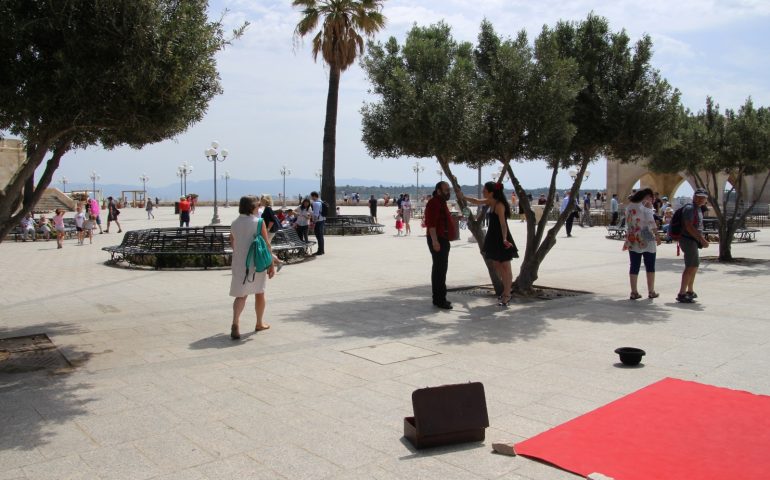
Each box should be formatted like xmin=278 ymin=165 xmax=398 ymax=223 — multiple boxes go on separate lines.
xmin=676 ymin=293 xmax=695 ymax=304
xmin=313 ymin=252 xmax=324 ymax=256
xmin=433 ymin=301 xmax=453 ymax=310
xmin=686 ymin=291 xmax=698 ymax=299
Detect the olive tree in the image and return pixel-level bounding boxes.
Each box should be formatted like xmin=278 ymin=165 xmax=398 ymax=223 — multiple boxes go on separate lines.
xmin=360 ymin=23 xmax=507 ymax=291
xmin=649 ymin=98 xmax=770 ymax=261
xmin=0 ymin=0 xmax=244 ymax=241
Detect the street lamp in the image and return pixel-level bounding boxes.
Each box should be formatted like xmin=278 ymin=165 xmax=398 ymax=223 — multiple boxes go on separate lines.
xmin=221 ymin=171 xmax=231 ymax=207
xmin=60 ymin=176 xmax=68 ymax=193
xmin=279 ymin=166 xmax=292 ymax=208
xmin=178 ymin=162 xmax=193 ymax=196
xmin=139 ymin=174 xmax=149 ymax=194
xmin=436 ymin=168 xmax=444 ymax=183
xmin=568 ymin=169 xmax=591 ymax=183
xmin=205 ymin=141 xmax=228 ymax=225
xmin=89 ymin=171 xmax=100 ymax=200
xmin=314 ymin=168 xmax=322 ymax=192
xmin=176 ymin=170 xmax=184 ymax=196
xmin=412 ymin=161 xmax=424 ymax=202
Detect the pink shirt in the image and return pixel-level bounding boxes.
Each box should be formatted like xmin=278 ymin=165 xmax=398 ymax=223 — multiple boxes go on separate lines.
xmin=53 ymin=214 xmax=65 ymax=229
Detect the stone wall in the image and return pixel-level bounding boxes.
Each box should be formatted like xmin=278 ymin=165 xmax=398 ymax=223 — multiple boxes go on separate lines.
xmin=0 ymin=138 xmax=25 ymax=190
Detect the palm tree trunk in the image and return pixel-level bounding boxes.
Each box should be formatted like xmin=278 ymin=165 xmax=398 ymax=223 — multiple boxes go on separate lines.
xmin=321 ymin=65 xmax=340 ymax=217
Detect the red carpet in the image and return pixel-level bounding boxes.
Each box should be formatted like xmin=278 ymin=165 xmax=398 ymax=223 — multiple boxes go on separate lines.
xmin=514 ymin=378 xmax=770 ymax=480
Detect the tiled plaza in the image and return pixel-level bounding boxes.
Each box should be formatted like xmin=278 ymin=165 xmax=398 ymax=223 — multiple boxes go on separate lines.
xmin=1 ymin=206 xmax=769 ymax=479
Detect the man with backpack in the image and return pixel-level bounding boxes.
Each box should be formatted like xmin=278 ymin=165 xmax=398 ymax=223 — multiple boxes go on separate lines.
xmin=671 ymin=188 xmax=710 ymax=303
xmin=310 ymin=191 xmax=326 ymax=256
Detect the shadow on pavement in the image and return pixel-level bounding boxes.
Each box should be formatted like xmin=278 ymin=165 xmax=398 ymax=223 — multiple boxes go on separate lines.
xmin=0 ymin=322 xmax=94 ymax=456
xmin=284 ymin=286 xmax=673 ymax=347
xmin=189 ymin=332 xmax=256 ymax=349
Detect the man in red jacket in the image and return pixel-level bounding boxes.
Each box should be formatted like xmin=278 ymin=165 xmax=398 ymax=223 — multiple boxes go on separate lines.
xmin=424 ymin=181 xmax=457 ymax=309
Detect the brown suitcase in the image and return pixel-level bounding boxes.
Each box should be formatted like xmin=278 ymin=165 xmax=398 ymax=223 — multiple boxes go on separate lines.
xmin=404 ymin=382 xmax=489 ymax=449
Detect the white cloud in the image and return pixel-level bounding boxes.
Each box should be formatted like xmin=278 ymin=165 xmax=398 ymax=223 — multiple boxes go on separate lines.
xmin=46 ymin=0 xmax=770 ymax=191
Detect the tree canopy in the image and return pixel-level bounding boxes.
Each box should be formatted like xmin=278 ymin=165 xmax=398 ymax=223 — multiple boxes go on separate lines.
xmin=0 ymin=0 xmax=241 ymax=241
xmin=648 ymin=97 xmax=770 ymax=260
xmin=361 ymin=15 xmax=680 ymax=293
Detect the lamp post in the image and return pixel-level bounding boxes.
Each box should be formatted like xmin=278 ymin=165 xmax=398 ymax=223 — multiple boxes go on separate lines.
xmin=221 ymin=171 xmax=231 ymax=207
xmin=176 ymin=170 xmax=184 ymax=197
xmin=280 ymin=165 xmax=291 ymax=208
xmin=89 ymin=171 xmax=100 ymax=200
xmin=314 ymin=168 xmax=322 ymax=192
xmin=139 ymin=174 xmax=149 ymax=194
xmin=205 ymin=141 xmax=228 ymax=225
xmin=436 ymin=169 xmax=444 ymax=183
xmin=60 ymin=176 xmax=68 ymax=193
xmin=178 ymin=162 xmax=193 ymax=196
xmin=412 ymin=161 xmax=425 ymax=203
xmin=568 ymin=169 xmax=591 ymax=184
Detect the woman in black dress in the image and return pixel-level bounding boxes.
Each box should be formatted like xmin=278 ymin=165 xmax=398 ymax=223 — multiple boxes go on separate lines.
xmin=459 ymin=182 xmax=518 ymax=306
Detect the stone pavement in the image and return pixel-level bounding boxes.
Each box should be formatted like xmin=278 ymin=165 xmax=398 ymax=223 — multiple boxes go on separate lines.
xmin=1 ymin=205 xmax=769 ymax=479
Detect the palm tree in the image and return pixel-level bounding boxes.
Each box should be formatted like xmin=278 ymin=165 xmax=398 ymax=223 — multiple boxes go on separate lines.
xmin=292 ymin=0 xmax=386 ymax=217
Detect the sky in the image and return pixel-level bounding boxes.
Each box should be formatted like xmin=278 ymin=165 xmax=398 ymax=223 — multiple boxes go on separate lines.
xmin=38 ymin=0 xmax=770 ymax=194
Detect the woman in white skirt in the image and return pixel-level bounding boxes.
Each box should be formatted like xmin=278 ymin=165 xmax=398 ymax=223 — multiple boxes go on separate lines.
xmin=230 ymin=195 xmax=275 ymax=340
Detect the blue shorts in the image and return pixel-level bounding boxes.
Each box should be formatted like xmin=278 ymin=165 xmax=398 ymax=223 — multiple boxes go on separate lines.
xmin=629 ymin=251 xmax=656 ymax=275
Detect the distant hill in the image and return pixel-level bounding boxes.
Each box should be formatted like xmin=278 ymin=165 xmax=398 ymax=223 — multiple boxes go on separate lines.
xmin=64 ymin=178 xmax=606 ymax=202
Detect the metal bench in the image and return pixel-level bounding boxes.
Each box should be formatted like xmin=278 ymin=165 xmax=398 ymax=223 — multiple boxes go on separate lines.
xmin=271 ymin=228 xmax=316 ymax=261
xmin=103 ymin=227 xmax=232 ymax=269
xmin=325 ymin=215 xmax=385 ymax=235
xmin=606 ymin=218 xmax=626 ymax=240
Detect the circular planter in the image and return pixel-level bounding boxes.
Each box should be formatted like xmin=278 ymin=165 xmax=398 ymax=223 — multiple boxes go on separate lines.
xmin=615 ymin=347 xmax=646 ymax=366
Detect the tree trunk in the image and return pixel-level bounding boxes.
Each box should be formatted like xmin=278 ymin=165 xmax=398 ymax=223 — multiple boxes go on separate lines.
xmin=436 ymin=156 xmax=504 ymax=295
xmin=0 ymin=143 xmax=68 ymax=243
xmin=507 ymin=158 xmax=588 ymax=294
xmin=321 ymin=66 xmax=340 ymax=217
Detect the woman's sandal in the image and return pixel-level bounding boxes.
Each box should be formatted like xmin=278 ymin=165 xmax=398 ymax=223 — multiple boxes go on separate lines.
xmin=629 ymin=292 xmax=642 ymax=300
xmin=648 ymin=291 xmax=660 ymax=299
xmin=230 ymin=324 xmax=240 ymax=340
xmin=255 ymin=324 xmax=271 ymax=332
xmin=497 ymin=296 xmax=511 ymax=307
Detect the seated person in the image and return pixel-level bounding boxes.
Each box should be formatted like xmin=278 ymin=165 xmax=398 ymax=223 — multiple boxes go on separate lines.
xmin=283 ymin=209 xmax=297 ymax=228
xmin=37 ymin=215 xmax=52 ymax=240
xmin=20 ymin=213 xmax=36 ymax=241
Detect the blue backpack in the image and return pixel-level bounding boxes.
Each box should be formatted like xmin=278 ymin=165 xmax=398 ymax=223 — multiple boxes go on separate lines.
xmin=243 ymin=218 xmax=273 ymax=284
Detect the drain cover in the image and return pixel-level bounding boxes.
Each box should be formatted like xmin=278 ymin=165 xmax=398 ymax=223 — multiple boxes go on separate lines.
xmin=448 ymin=284 xmax=588 ymax=301
xmin=0 ymin=334 xmax=71 ymax=374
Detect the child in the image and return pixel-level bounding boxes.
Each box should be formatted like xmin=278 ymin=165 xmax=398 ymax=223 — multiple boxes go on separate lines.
xmin=37 ymin=215 xmax=51 ymax=241
xmin=83 ymin=214 xmax=95 ymax=244
xmin=53 ymin=208 xmax=65 ymax=249
xmin=74 ymin=205 xmax=86 ymax=245
xmin=395 ymin=213 xmax=404 ymax=236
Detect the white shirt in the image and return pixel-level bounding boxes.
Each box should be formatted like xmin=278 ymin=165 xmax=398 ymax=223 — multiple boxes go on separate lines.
xmin=75 ymin=212 xmax=86 ymax=228
xmin=610 ymin=198 xmax=619 ymax=213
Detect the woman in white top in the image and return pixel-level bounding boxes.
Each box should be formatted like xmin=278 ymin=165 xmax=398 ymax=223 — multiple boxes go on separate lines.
xmin=295 ymin=198 xmax=313 ymax=243
xmin=229 ymin=195 xmax=275 ymax=339
xmin=623 ymin=188 xmax=661 ymax=300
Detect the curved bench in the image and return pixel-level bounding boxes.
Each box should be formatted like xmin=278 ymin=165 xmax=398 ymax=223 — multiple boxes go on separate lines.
xmin=103 ymin=226 xmax=231 ymax=269
xmin=103 ymin=225 xmax=317 ymax=269
xmin=325 ymin=215 xmax=384 ymax=235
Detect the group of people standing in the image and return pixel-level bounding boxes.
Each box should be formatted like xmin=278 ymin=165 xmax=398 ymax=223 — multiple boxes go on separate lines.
xmin=424 ymin=181 xmax=519 ymax=309
xmin=622 ymin=188 xmax=710 ymax=304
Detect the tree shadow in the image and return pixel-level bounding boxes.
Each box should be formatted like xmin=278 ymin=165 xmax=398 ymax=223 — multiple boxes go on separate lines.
xmin=0 ymin=322 xmax=94 ymax=456
xmin=704 ymin=258 xmax=770 ymax=278
xmin=284 ymin=286 xmax=673 ymax=348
